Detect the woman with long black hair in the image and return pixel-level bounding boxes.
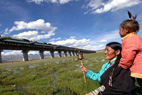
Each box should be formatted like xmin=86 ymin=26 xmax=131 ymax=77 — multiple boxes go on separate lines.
xmin=100 ymin=43 xmax=136 ymax=95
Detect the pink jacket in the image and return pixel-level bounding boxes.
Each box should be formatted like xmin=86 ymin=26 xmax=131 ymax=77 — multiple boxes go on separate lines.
xmin=119 ymin=34 xmax=142 ymax=78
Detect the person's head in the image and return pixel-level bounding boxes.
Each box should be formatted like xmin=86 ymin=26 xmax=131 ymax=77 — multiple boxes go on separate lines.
xmin=119 ymin=20 xmax=140 ymax=37
xmin=105 ymin=42 xmax=122 ymax=60
xmin=119 ymin=11 xmax=140 ymax=37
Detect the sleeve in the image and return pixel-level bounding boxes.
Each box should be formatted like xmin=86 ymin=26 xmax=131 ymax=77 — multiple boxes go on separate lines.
xmin=119 ymin=39 xmax=138 ymax=69
xmin=85 ymin=62 xmax=108 ymax=82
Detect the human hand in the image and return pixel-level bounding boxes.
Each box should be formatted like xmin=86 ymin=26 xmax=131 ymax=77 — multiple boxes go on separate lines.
xmin=80 ymin=66 xmax=88 ymax=73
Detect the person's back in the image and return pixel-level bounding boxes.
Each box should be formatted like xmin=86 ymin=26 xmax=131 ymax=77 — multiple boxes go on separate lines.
xmin=124 ymin=34 xmax=142 ymax=78
xmin=118 ymin=11 xmax=142 ymax=88
xmin=119 ymin=34 xmax=142 ymax=77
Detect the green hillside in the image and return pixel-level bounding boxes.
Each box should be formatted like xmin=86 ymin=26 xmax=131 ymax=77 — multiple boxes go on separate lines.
xmin=0 ymin=52 xmax=106 ymax=95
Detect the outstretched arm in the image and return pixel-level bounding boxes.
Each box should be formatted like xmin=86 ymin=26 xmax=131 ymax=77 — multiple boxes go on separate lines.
xmin=81 ymin=62 xmax=109 ymax=82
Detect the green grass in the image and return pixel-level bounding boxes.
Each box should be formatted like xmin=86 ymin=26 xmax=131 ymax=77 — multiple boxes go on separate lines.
xmin=0 ymin=52 xmax=106 ymax=95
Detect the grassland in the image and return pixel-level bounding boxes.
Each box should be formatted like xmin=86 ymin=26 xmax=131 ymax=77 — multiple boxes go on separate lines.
xmin=0 ymin=52 xmax=106 ymax=95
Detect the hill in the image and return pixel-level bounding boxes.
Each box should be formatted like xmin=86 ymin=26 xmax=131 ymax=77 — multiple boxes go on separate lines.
xmin=2 ymin=54 xmax=50 ymax=63
xmin=0 ymin=52 xmax=106 ymax=95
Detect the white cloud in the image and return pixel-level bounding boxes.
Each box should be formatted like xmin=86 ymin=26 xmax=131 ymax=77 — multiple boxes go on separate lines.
xmin=12 ymin=30 xmax=55 ymax=40
xmin=4 ymin=28 xmax=10 ymax=34
xmin=8 ymin=19 xmax=57 ymax=33
xmin=86 ymin=30 xmax=121 ymax=50
xmin=59 ymin=0 xmax=72 ymax=4
xmin=49 ymin=37 xmax=105 ymax=50
xmin=49 ymin=37 xmax=61 ymax=41
xmin=2 ymin=51 xmax=22 ymax=56
xmin=27 ymin=0 xmax=76 ymax=4
xmin=2 ymin=50 xmax=50 ymax=56
xmin=80 ymin=44 xmax=105 ymax=51
xmin=4 ymin=19 xmax=57 ymax=40
xmin=49 ymin=30 xmax=121 ymax=51
xmin=99 ymin=30 xmax=120 ymax=41
xmin=99 ymin=39 xmax=107 ymax=42
xmin=85 ymin=0 xmax=141 ymax=14
xmin=27 ymin=0 xmax=45 ymax=4
xmin=70 ymin=36 xmax=75 ymax=39
xmin=44 ymin=51 xmax=50 ymax=54
xmin=90 ymin=30 xmax=121 ymax=44
xmin=87 ymin=0 xmax=104 ymax=9
xmin=28 ymin=51 xmax=39 ymax=55
xmin=50 ymin=38 xmax=90 ymax=47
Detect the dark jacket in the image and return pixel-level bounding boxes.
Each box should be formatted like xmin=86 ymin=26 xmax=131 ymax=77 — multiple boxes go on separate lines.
xmin=101 ymin=64 xmax=136 ymax=95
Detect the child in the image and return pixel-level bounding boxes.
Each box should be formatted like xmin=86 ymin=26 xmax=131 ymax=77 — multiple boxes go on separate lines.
xmin=119 ymin=11 xmax=142 ymax=88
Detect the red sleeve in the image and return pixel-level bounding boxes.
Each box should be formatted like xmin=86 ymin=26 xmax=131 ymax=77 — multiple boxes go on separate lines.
xmin=119 ymin=38 xmax=138 ymax=69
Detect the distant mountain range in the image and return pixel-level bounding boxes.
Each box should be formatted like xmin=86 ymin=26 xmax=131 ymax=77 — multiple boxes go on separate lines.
xmin=2 ymin=52 xmax=65 ymax=63
xmin=2 ymin=54 xmax=51 ymax=62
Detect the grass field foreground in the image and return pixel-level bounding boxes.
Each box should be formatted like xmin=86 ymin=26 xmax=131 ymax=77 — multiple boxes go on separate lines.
xmin=0 ymin=52 xmax=106 ymax=95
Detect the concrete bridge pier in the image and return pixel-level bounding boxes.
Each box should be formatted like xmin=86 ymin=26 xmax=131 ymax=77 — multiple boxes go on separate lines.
xmin=22 ymin=50 xmax=29 ymax=61
xmin=75 ymin=52 xmax=78 ymax=56
xmin=68 ymin=51 xmax=72 ymax=56
xmin=71 ymin=51 xmax=74 ymax=56
xmin=64 ymin=51 xmax=67 ymax=57
xmin=58 ymin=51 xmax=62 ymax=57
xmin=39 ymin=50 xmax=44 ymax=59
xmin=72 ymin=51 xmax=75 ymax=56
xmin=50 ymin=51 xmax=54 ymax=58
xmin=0 ymin=50 xmax=2 ymax=63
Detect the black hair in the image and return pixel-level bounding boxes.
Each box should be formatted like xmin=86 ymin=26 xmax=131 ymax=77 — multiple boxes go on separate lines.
xmin=120 ymin=20 xmax=140 ymax=32
xmin=106 ymin=42 xmax=122 ymax=52
xmin=106 ymin=42 xmax=122 ymax=67
xmin=120 ymin=11 xmax=140 ymax=32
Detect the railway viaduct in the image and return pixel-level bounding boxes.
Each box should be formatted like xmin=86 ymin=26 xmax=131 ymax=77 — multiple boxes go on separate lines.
xmin=0 ymin=36 xmax=96 ymax=63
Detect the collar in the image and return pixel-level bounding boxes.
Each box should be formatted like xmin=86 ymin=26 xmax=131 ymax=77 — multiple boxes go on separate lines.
xmin=110 ymin=57 xmax=117 ymax=62
xmin=109 ymin=57 xmax=117 ymax=65
xmin=121 ymin=32 xmax=136 ymax=41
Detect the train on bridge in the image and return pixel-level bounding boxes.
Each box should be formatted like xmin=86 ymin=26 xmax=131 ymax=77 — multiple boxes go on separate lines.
xmin=0 ymin=36 xmax=96 ymax=63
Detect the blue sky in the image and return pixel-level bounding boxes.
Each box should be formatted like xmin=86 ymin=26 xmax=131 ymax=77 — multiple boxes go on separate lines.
xmin=0 ymin=0 xmax=142 ymax=55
